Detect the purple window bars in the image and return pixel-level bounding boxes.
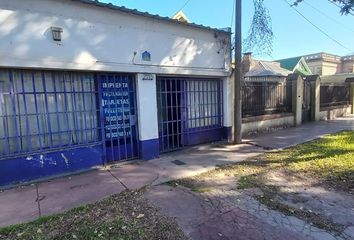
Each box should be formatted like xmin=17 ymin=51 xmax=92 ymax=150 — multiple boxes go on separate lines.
xmin=157 ymin=77 xmax=223 ymax=153
xmin=0 ymin=69 xmax=101 ymax=158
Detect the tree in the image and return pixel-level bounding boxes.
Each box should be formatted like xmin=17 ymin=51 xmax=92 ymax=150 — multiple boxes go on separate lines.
xmin=293 ymin=0 xmax=354 ymax=15
xmin=243 ymin=0 xmax=273 ymax=56
xmin=244 ymin=0 xmax=354 ymax=56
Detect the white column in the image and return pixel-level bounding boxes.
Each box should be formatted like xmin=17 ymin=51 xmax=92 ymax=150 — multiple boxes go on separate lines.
xmin=223 ymin=76 xmax=233 ymax=141
xmin=290 ymin=74 xmax=304 ymax=126
xmin=135 ymin=73 xmax=159 ymax=159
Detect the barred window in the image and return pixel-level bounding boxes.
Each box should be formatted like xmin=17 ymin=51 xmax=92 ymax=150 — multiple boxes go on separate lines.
xmin=0 ymin=70 xmax=100 ymax=156
xmin=186 ymin=80 xmax=222 ymax=129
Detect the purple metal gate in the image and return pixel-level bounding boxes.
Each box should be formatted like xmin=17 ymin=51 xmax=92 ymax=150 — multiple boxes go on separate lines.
xmin=98 ymin=74 xmax=139 ymax=162
xmin=157 ymin=77 xmax=223 ymax=153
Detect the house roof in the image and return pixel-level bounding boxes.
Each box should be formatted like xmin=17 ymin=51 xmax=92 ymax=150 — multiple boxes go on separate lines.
xmin=70 ymin=0 xmax=231 ymax=34
xmin=173 ymin=11 xmax=190 ymax=23
xmin=276 ymin=57 xmax=302 ymax=71
xmin=244 ymin=60 xmax=291 ymax=78
xmin=276 ymin=56 xmax=312 ymax=76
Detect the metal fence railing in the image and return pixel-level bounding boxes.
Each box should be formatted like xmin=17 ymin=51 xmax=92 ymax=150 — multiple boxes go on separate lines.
xmin=242 ymin=82 xmax=293 ymax=117
xmin=320 ymin=84 xmax=350 ymax=109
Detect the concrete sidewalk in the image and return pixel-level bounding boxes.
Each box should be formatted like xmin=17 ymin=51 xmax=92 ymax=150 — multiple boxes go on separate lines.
xmin=245 ymin=116 xmax=354 ymax=150
xmin=0 ymin=143 xmax=264 ymax=227
xmin=0 ymin=116 xmax=353 ymax=228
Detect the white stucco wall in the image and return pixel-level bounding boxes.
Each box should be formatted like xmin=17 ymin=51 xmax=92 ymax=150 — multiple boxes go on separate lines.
xmin=223 ymin=76 xmax=233 ymax=128
xmin=0 ymin=0 xmax=231 ymax=77
xmin=319 ymin=105 xmax=352 ymax=121
xmin=242 ymin=114 xmax=295 ymax=136
xmin=136 ymin=73 xmax=159 ymax=141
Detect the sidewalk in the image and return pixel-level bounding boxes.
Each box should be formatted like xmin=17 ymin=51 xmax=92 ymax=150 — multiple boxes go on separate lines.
xmin=0 ymin=116 xmax=353 ymax=228
xmin=245 ymin=116 xmax=354 ymax=150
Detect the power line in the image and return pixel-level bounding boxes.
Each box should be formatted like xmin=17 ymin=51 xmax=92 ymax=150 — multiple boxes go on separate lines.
xmin=283 ymin=0 xmax=354 ymax=53
xmin=304 ymin=1 xmax=354 ymax=34
xmin=174 ymin=0 xmax=192 ymax=16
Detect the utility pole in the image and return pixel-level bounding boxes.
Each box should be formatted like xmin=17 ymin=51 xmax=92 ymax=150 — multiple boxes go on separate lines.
xmin=233 ymin=0 xmax=242 ymax=144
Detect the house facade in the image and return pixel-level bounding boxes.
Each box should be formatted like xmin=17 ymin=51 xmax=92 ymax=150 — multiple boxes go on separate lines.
xmin=303 ymin=52 xmax=354 ymax=76
xmin=0 ymin=0 xmax=232 ymax=186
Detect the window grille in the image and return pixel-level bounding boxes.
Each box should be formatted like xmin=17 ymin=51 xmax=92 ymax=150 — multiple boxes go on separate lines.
xmin=0 ymin=70 xmax=100 ymax=157
xmin=186 ymin=80 xmax=222 ymax=129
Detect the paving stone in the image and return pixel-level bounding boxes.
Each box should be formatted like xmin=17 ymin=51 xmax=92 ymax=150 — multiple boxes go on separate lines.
xmin=108 ymin=162 xmax=159 ymax=190
xmin=310 ymin=231 xmax=337 ymax=240
xmin=0 ymin=185 xmax=38 ymax=227
xmin=145 ymin=185 xmax=216 ymax=235
xmin=37 ymin=170 xmax=125 ymax=216
xmin=343 ymin=226 xmax=354 ymax=238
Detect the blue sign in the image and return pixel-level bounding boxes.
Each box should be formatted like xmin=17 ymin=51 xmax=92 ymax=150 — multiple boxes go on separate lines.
xmin=142 ymin=51 xmax=151 ymax=61
xmin=101 ymin=76 xmax=135 ymax=141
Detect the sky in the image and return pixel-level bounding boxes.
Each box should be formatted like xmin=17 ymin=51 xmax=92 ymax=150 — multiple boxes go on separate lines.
xmin=100 ymin=0 xmax=354 ymax=60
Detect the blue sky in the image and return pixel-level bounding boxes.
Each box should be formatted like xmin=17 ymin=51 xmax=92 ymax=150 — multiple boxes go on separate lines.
xmin=101 ymin=0 xmax=354 ymax=60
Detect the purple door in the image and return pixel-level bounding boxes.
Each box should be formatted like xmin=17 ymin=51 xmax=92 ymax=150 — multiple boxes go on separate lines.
xmin=156 ymin=77 xmax=183 ymax=152
xmin=157 ymin=77 xmax=224 ymax=153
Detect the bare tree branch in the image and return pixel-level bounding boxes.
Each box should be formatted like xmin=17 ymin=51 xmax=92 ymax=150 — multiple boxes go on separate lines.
xmin=241 ymin=0 xmax=353 ymax=57
xmin=293 ymin=0 xmax=354 ymax=15
xmin=243 ymin=0 xmax=274 ymax=56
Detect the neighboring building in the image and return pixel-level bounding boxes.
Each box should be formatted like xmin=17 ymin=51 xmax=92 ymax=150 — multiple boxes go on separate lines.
xmin=320 ymin=73 xmax=354 ymax=84
xmin=0 ymin=0 xmax=232 ymax=186
xmin=172 ymin=11 xmax=190 ymax=23
xmin=242 ymin=53 xmax=291 ymax=82
xmin=303 ymin=52 xmax=354 ymax=76
xmin=276 ymin=57 xmax=312 ymax=76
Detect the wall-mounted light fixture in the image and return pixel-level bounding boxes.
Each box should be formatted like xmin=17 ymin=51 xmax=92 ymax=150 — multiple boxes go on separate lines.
xmin=50 ymin=27 xmax=63 ymax=42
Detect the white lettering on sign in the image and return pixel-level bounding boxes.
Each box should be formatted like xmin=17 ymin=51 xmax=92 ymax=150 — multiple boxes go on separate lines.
xmin=102 ymin=82 xmax=128 ymax=89
xmin=105 ymin=115 xmax=130 ymax=122
xmin=103 ymin=99 xmax=130 ymax=105
xmin=103 ymin=108 xmax=130 ymax=114
xmin=106 ymin=130 xmax=131 ymax=138
xmin=102 ymin=92 xmax=129 ymax=97
xmin=142 ymin=74 xmax=154 ymax=81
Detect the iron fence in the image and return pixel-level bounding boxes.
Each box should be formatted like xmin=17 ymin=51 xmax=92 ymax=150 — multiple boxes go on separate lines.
xmin=242 ymin=82 xmax=292 ymax=117
xmin=320 ymin=84 xmax=350 ymax=109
